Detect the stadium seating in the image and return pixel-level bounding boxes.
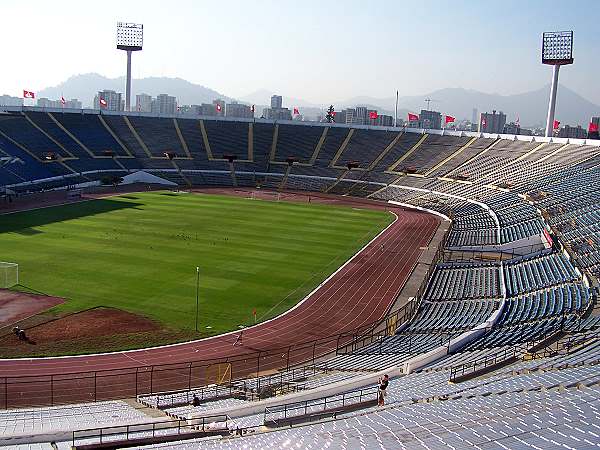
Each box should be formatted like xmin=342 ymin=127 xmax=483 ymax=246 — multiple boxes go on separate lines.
xmin=1 ymin=110 xmax=600 ymax=449
xmin=51 ymin=112 xmax=131 ymax=156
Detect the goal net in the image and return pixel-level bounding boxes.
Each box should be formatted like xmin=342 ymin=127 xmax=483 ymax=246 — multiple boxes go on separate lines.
xmin=0 ymin=262 xmax=18 ymax=288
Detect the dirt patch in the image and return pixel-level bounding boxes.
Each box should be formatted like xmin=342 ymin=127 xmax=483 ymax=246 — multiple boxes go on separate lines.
xmin=0 ymin=307 xmax=196 ymax=358
xmin=29 ymin=307 xmax=159 ymax=341
xmin=0 ymin=289 xmax=64 ymax=327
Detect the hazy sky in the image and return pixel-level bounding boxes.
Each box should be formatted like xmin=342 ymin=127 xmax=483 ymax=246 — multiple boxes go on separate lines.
xmin=2 ymin=0 xmax=599 ymax=104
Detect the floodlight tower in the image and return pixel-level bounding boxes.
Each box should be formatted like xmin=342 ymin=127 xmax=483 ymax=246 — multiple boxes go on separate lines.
xmin=542 ymin=31 xmax=573 ymax=137
xmin=116 ymin=22 xmax=143 ymax=112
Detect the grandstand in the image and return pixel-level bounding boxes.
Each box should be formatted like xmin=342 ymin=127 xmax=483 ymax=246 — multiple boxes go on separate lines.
xmin=0 ymin=107 xmax=599 ymax=449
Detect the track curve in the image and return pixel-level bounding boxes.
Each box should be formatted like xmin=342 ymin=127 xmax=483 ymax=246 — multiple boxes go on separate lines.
xmin=0 ymin=192 xmax=440 ymax=407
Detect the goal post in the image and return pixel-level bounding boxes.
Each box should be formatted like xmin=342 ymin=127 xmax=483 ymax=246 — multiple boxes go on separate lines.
xmin=0 ymin=262 xmax=18 ymax=288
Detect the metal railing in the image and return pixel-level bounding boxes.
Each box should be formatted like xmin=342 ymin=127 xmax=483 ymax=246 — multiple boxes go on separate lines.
xmin=71 ymin=415 xmax=230 ymax=449
xmin=263 ymin=386 xmax=378 ymax=427
xmin=140 ymin=364 xmax=324 ymax=409
xmin=447 ymin=316 xmax=589 ymax=382
xmin=449 ymin=345 xmax=525 ymax=382
xmin=0 ymin=320 xmax=375 ymax=409
xmin=335 ymin=233 xmax=448 ymax=356
xmin=0 ymin=189 xmax=450 ymax=410
xmin=442 ymin=243 xmax=550 ymax=264
xmin=528 ymin=327 xmax=600 ymax=360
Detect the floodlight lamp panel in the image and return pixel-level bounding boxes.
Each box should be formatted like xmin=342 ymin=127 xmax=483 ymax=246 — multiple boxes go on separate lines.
xmin=542 ymin=31 xmax=573 ymax=65
xmin=116 ymin=22 xmax=143 ymax=51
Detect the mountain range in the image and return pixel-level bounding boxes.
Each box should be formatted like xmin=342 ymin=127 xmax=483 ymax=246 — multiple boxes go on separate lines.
xmin=37 ymin=73 xmax=599 ymax=127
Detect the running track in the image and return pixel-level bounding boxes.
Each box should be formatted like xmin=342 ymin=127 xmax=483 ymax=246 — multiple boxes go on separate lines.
xmin=0 ymin=192 xmax=440 ymax=407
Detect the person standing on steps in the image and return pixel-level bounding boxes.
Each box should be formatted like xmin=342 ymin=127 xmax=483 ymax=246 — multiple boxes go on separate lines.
xmin=378 ymin=374 xmax=389 ymax=406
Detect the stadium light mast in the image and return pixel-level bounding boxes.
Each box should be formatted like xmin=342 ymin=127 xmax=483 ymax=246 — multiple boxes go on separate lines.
xmin=542 ymin=31 xmax=573 ymax=137
xmin=116 ymin=22 xmax=143 ymax=112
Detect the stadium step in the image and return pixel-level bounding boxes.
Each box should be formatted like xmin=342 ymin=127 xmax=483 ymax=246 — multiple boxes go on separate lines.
xmin=367 ymin=131 xmax=404 ymax=171
xmin=308 ymin=127 xmax=329 ymax=165
xmin=329 ymin=129 xmax=355 ymax=168
xmin=46 ymin=112 xmax=97 ymax=158
xmin=123 ymin=116 xmax=155 ymax=159
xmin=97 ymin=114 xmax=135 ymax=157
xmin=445 ymin=137 xmax=501 ymax=179
xmin=386 ymin=133 xmax=428 ymax=174
xmin=23 ymin=113 xmax=77 ymax=160
xmin=172 ymin=118 xmax=193 ymax=159
xmin=424 ymin=136 xmax=478 ymax=177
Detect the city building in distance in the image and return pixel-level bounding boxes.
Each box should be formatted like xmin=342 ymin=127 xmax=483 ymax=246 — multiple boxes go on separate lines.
xmin=503 ymin=121 xmax=533 ymax=136
xmin=225 ymin=102 xmax=253 ymax=119
xmin=590 ymin=116 xmax=600 ymax=139
xmin=135 ymin=93 xmax=152 ymax=112
xmin=479 ymin=110 xmax=507 ymax=133
xmin=94 ymin=90 xmax=124 ymax=111
xmin=262 ymin=94 xmax=292 ymax=120
xmin=152 ymin=94 xmax=177 ymax=115
xmin=419 ymin=109 xmax=442 ymax=129
xmin=337 ymin=106 xmax=393 ymax=127
xmin=37 ymin=97 xmax=82 ymax=109
xmin=0 ymin=95 xmax=24 ymax=107
xmin=558 ymin=124 xmax=587 ymax=139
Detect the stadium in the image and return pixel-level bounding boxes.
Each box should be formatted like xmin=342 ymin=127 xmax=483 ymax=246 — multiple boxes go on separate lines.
xmin=1 ymin=10 xmax=600 ymax=450
xmin=1 ymin=104 xmax=599 ymax=448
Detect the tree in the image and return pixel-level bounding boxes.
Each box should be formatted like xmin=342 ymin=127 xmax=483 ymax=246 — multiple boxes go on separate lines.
xmin=326 ymin=105 xmax=335 ymax=123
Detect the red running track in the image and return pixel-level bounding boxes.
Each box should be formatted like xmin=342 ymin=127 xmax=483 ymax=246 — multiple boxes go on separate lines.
xmin=0 ymin=194 xmax=440 ymax=407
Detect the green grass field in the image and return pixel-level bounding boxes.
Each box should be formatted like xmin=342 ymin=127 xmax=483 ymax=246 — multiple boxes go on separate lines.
xmin=0 ymin=192 xmax=392 ymax=338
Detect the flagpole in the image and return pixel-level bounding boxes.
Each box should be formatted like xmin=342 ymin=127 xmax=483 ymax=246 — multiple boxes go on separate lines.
xmin=394 ymin=90 xmax=398 ymax=128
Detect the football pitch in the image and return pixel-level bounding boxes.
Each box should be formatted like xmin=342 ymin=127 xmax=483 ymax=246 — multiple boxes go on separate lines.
xmin=0 ymin=191 xmax=393 ymax=340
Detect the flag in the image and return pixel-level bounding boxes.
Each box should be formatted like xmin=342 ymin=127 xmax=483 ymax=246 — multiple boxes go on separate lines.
xmin=481 ymin=117 xmax=487 ymax=127
xmin=293 ymin=107 xmax=300 ymax=115
xmin=553 ymin=120 xmax=560 ymax=130
xmin=23 ymin=90 xmax=35 ymax=99
xmin=369 ymin=111 xmax=378 ymax=120
xmin=99 ymin=98 xmax=107 ymax=108
xmin=588 ymin=122 xmax=599 ymax=133
xmin=445 ymin=115 xmax=455 ymax=124
xmin=251 ymin=105 xmax=255 ymax=113
xmin=515 ymin=116 xmax=520 ymax=126
xmin=252 ymin=308 xmax=256 ymax=317
xmin=407 ymin=112 xmax=419 ymax=122
xmin=60 ymin=96 xmax=66 ymax=106
xmin=216 ymin=103 xmax=222 ymax=113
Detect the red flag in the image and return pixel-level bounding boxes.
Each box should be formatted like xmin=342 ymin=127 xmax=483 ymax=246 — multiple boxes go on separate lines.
xmin=407 ymin=112 xmax=419 ymax=122
xmin=369 ymin=111 xmax=378 ymax=120
xmin=216 ymin=103 xmax=222 ymax=113
xmin=99 ymin=98 xmax=107 ymax=108
xmin=553 ymin=120 xmax=560 ymax=130
xmin=293 ymin=107 xmax=300 ymax=115
xmin=23 ymin=90 xmax=35 ymax=99
xmin=445 ymin=115 xmax=455 ymax=124
xmin=60 ymin=96 xmax=66 ymax=105
xmin=588 ymin=122 xmax=598 ymax=133
xmin=252 ymin=308 xmax=256 ymax=316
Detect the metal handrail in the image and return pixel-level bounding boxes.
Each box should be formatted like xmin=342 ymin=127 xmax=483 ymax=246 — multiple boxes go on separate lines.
xmin=71 ymin=415 xmax=230 ymax=448
xmin=263 ymin=386 xmax=378 ymax=426
xmin=0 ymin=315 xmax=381 ymax=409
